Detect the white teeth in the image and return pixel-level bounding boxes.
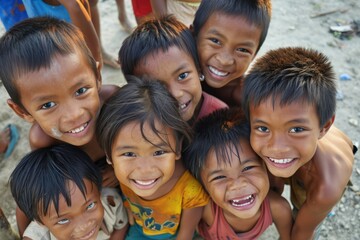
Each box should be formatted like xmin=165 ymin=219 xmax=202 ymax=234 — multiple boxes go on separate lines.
xmin=269 ymin=157 xmax=293 ymax=164
xmin=68 ymin=122 xmax=88 ymax=134
xmin=209 ymin=66 xmax=228 ymax=77
xmin=179 ymin=103 xmax=187 ymax=110
xmin=230 ymin=195 xmax=254 ymax=207
xmin=135 ymin=179 xmax=156 ymax=186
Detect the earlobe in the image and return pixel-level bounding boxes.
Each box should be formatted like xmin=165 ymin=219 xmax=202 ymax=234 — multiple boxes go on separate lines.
xmin=319 ymin=115 xmax=335 ymax=139
xmin=106 ymin=156 xmax=112 ymax=165
xmin=7 ymin=99 xmax=35 ymax=123
xmin=95 ymin=61 xmax=103 ymax=87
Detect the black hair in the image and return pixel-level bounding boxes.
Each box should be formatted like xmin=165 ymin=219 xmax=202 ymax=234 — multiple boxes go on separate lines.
xmin=96 ymin=75 xmax=192 ymax=161
xmin=119 ymin=15 xmax=200 ymax=77
xmin=9 ymin=144 xmax=102 ymax=222
xmin=0 ymin=17 xmax=98 ymax=109
xmin=183 ymin=108 xmax=250 ymax=185
xmin=242 ymin=47 xmax=336 ymax=127
xmin=192 ymin=0 xmax=272 ymax=53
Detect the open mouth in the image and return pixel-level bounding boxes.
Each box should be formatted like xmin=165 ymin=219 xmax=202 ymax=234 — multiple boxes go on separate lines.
xmin=77 ymin=226 xmax=97 ymax=240
xmin=208 ymin=65 xmax=229 ymax=77
xmin=132 ymin=178 xmax=159 ymax=189
xmin=179 ymin=100 xmax=190 ymax=111
xmin=67 ymin=122 xmax=89 ymax=134
xmin=229 ymin=194 xmax=255 ymax=207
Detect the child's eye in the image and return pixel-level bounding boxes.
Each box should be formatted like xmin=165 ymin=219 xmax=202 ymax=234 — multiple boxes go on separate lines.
xmin=123 ymin=152 xmax=136 ymax=157
xmin=243 ymin=166 xmax=255 ymax=172
xmin=289 ymin=127 xmax=305 ymax=133
xmin=209 ymin=38 xmax=220 ymax=45
xmin=57 ymin=218 xmax=70 ymax=225
xmin=41 ymin=102 xmax=56 ymax=109
xmin=256 ymin=126 xmax=269 ymax=133
xmin=86 ymin=202 xmax=96 ymax=210
xmin=236 ymin=47 xmax=251 ymax=54
xmin=210 ymin=175 xmax=226 ymax=182
xmin=75 ymin=87 xmax=88 ymax=96
xmin=178 ymin=72 xmax=189 ymax=81
xmin=154 ymin=150 xmax=165 ymax=156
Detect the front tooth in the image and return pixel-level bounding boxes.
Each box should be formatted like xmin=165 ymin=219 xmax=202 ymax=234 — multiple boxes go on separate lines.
xmin=270 ymin=158 xmax=292 ymax=164
xmin=209 ymin=66 xmax=227 ymax=76
xmin=179 ymin=103 xmax=186 ymax=109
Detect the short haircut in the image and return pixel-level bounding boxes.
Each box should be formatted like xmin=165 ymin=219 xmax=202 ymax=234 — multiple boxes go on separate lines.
xmin=0 ymin=17 xmax=98 ymax=109
xmin=242 ymin=47 xmax=337 ymax=127
xmin=119 ymin=15 xmax=200 ymax=77
xmin=183 ymin=108 xmax=250 ymax=185
xmin=192 ymin=0 xmax=272 ymax=53
xmin=9 ymin=144 xmax=102 ymax=223
xmin=96 ymin=75 xmax=192 ymax=161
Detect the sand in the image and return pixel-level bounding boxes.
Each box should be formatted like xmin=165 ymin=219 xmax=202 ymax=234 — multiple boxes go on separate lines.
xmin=0 ymin=0 xmax=359 ymax=239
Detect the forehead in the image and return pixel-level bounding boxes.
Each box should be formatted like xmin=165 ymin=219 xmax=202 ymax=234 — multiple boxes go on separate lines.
xmin=134 ymin=46 xmax=196 ymax=77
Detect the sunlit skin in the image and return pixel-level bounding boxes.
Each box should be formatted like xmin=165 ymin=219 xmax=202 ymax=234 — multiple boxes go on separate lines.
xmin=8 ymin=52 xmax=101 ymax=148
xmin=110 ymin=120 xmax=183 ymax=201
xmin=134 ymin=46 xmax=202 ymax=122
xmin=39 ymin=180 xmax=104 ymax=240
xmin=249 ymin=98 xmax=329 ymax=178
xmin=200 ymin=141 xmax=269 ymax=232
xmin=196 ymin=13 xmax=261 ymax=89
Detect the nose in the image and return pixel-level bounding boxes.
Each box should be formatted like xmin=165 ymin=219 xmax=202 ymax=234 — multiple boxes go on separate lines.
xmin=168 ymin=82 xmax=184 ymax=99
xmin=268 ymin=132 xmax=291 ymax=154
xmin=215 ymin=50 xmax=235 ymax=66
xmin=228 ymin=175 xmax=248 ymax=191
xmin=135 ymin=156 xmax=156 ymax=173
xmin=61 ymin=101 xmax=84 ymax=124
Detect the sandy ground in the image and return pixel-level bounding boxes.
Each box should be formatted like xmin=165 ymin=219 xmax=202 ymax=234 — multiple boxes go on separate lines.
xmin=0 ymin=0 xmax=359 ymax=239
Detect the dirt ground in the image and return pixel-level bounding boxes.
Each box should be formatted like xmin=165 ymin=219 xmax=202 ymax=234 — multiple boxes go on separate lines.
xmin=0 ymin=0 xmax=359 ymax=239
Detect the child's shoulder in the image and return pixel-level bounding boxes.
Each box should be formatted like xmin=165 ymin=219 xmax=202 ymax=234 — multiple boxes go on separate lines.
xmin=99 ymin=84 xmax=121 ymax=104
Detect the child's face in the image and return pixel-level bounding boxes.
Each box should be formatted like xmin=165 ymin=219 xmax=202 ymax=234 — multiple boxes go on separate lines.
xmin=196 ymin=13 xmax=261 ymax=88
xmin=134 ymin=46 xmax=202 ymax=122
xmin=111 ymin=120 xmax=180 ymax=200
xmin=200 ymin=140 xmax=269 ymax=220
xmin=39 ymin=179 xmax=104 ymax=240
xmin=249 ymin=98 xmax=327 ymax=178
xmin=11 ymin=52 xmax=101 ymax=146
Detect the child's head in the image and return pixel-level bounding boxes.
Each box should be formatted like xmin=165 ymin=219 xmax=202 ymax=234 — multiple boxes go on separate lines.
xmin=242 ymin=47 xmax=336 ymax=178
xmin=9 ymin=144 xmax=104 ymax=240
xmin=119 ymin=15 xmax=202 ymax=122
xmin=192 ymin=0 xmax=272 ymax=88
xmin=184 ymin=108 xmax=269 ymax=219
xmin=0 ymin=17 xmax=101 ymax=146
xmin=96 ymin=76 xmax=192 ymax=199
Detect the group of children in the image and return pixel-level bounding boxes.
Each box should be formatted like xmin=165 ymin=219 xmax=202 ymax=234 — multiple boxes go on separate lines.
xmin=0 ymin=0 xmax=356 ymax=239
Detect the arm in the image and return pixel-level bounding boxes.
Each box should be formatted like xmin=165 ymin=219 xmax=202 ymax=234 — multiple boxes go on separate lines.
xmin=176 ymin=206 xmax=203 ymax=240
xmin=150 ymin=0 xmax=167 ymax=18
xmin=16 ymin=206 xmax=31 ymax=238
xmin=268 ymin=191 xmax=292 ymax=240
xmin=59 ymin=0 xmax=102 ymax=68
xmin=109 ymin=224 xmax=128 ymax=240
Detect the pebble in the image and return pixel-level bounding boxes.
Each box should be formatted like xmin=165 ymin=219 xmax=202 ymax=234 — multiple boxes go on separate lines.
xmin=349 ymin=118 xmax=358 ymax=126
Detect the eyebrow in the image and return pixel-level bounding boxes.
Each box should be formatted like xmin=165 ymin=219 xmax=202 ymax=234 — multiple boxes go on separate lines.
xmin=172 ymin=62 xmax=192 ymax=75
xmin=251 ymin=118 xmax=310 ymax=125
xmin=114 ymin=141 xmax=170 ymax=152
xmin=206 ymin=157 xmax=260 ymax=178
xmin=208 ymin=29 xmax=256 ymax=48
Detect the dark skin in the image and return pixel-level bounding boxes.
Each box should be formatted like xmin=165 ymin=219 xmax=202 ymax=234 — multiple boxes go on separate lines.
xmin=201 ymin=76 xmax=243 ymax=107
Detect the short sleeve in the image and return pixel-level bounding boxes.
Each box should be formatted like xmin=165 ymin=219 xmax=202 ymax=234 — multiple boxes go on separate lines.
xmin=182 ymin=172 xmax=209 ymax=209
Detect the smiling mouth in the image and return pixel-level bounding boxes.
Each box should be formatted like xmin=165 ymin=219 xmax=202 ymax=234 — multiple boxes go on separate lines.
xmin=268 ymin=157 xmax=294 ymax=164
xmin=208 ymin=66 xmax=229 ymax=77
xmin=229 ymin=194 xmax=255 ymax=207
xmin=77 ymin=226 xmax=97 ymax=240
xmin=133 ymin=178 xmax=158 ymax=186
xmin=67 ymin=122 xmax=89 ymax=134
xmin=179 ymin=100 xmax=190 ymax=111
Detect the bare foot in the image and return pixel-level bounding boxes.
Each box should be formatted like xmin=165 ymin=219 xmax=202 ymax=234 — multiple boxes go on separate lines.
xmin=0 ymin=127 xmax=10 ymax=153
xmin=102 ymin=51 xmax=121 ymax=69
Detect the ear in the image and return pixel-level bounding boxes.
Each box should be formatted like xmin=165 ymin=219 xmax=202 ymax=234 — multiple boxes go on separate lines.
xmin=96 ymin=61 xmax=102 ymax=87
xmin=7 ymin=99 xmax=35 ymax=123
xmin=106 ymin=155 xmax=112 ymax=165
xmin=318 ymin=115 xmax=335 ymax=139
xmin=175 ymin=140 xmax=183 ymax=161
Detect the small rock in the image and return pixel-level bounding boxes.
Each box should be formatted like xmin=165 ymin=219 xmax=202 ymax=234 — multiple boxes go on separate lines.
xmin=350 ymin=185 xmax=360 ymax=192
xmin=349 ymin=118 xmax=358 ymax=126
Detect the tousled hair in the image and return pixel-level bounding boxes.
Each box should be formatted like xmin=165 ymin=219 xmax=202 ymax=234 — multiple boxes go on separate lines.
xmin=0 ymin=17 xmax=98 ymax=109
xmin=96 ymin=76 xmax=192 ymax=161
xmin=183 ymin=108 xmax=250 ymax=185
xmin=192 ymin=0 xmax=271 ymax=53
xmin=119 ymin=15 xmax=200 ymax=77
xmin=9 ymin=144 xmax=102 ymax=223
xmin=242 ymin=47 xmax=337 ymax=127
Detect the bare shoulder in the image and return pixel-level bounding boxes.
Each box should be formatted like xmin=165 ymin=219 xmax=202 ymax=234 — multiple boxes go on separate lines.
xmin=268 ymin=190 xmax=291 ymax=214
xmin=99 ymin=84 xmax=121 ymax=104
xmin=201 ymin=201 xmax=214 ymax=227
xmin=29 ymin=123 xmax=58 ymax=150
